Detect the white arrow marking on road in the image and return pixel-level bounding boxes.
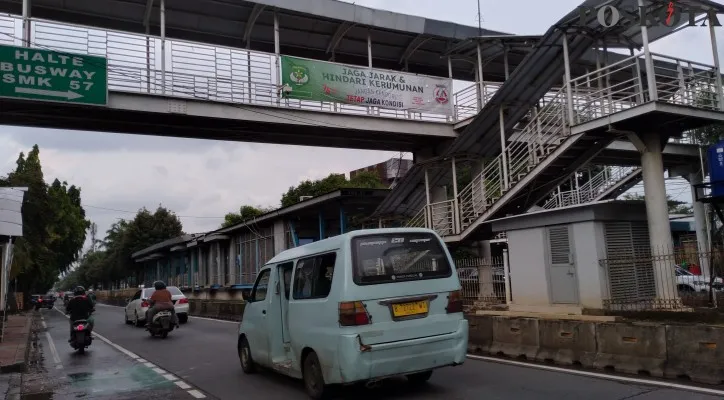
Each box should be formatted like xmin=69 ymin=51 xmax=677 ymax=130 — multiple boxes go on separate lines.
xmin=14 ymin=87 xmax=83 ymax=100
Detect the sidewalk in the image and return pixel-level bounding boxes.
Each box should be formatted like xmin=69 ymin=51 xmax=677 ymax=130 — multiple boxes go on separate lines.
xmin=0 ymin=313 xmax=33 ymax=400
xmin=0 ymin=315 xmax=33 ymax=373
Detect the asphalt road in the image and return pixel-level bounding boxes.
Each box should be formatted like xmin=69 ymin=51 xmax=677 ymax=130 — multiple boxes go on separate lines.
xmin=43 ymin=302 xmax=723 ymax=400
xmin=30 ymin=306 xmax=193 ymax=399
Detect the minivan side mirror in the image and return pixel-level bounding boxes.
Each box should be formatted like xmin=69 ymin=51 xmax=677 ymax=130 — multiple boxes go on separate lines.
xmin=241 ymin=291 xmax=251 ymax=302
xmin=125 ymin=298 xmax=131 ymax=304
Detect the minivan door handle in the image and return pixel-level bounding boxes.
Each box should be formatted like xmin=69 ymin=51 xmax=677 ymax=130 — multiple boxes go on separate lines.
xmin=262 ymin=310 xmax=266 ymax=315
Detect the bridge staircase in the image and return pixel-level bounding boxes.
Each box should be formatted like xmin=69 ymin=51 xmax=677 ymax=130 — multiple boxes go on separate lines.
xmin=405 ymin=48 xmax=722 ymax=241
xmin=541 ymin=166 xmax=643 ymax=210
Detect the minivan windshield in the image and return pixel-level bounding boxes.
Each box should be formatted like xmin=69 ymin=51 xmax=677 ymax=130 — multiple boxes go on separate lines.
xmin=351 ymin=232 xmax=452 ymax=285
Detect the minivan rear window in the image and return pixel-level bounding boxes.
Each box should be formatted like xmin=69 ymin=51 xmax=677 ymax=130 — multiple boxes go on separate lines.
xmin=351 ymin=232 xmax=452 ymax=285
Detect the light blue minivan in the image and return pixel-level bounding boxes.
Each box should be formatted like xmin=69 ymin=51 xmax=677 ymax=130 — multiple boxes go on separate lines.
xmin=237 ymin=228 xmax=468 ymax=399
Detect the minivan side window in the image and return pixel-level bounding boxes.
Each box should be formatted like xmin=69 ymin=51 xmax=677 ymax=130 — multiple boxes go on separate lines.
xmin=293 ymin=252 xmax=337 ymax=300
xmin=251 ymin=269 xmax=271 ymax=302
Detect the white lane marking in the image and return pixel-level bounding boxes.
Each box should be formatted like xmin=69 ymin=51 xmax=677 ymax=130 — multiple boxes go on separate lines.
xmin=188 ymin=316 xmax=237 ymax=324
xmin=137 ymin=358 xmax=147 ymax=363
xmin=467 ymin=355 xmax=724 ymax=396
xmin=92 ymin=331 xmax=140 ymax=359
xmin=52 ymin=306 xmax=204 ymax=399
xmin=95 ymin=302 xmax=239 ymax=324
xmin=44 ymin=331 xmax=62 ymax=368
xmin=175 ymin=381 xmax=192 ymax=390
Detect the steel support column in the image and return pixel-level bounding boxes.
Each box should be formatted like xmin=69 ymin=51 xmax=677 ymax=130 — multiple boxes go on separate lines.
xmin=21 ymin=0 xmax=30 ymax=47
xmin=562 ymin=33 xmax=575 ymax=126
xmin=367 ymin=31 xmax=373 ymax=67
xmin=318 ymin=211 xmax=325 ymax=241
xmin=339 ymin=207 xmax=346 ymax=234
xmin=689 ymin=170 xmax=711 ymax=277
xmin=424 ymin=168 xmax=432 ymax=228
xmin=160 ymin=0 xmax=166 ymax=94
xmin=709 ymin=20 xmax=724 ymax=110
xmin=451 ymin=157 xmax=460 ymax=234
xmin=638 ymin=0 xmax=657 ymax=102
xmin=476 ymin=43 xmax=485 ymax=110
xmin=503 ymin=47 xmax=510 ymax=80
xmin=274 ymin=12 xmax=280 ymax=106
xmin=499 ymin=107 xmax=509 ymax=189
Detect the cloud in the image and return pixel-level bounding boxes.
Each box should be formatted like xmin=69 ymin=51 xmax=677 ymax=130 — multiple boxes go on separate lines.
xmin=0 ymin=130 xmax=399 ymax=247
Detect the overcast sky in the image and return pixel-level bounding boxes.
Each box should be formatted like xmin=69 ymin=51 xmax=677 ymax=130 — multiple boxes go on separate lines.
xmin=0 ymin=0 xmax=721 ymax=251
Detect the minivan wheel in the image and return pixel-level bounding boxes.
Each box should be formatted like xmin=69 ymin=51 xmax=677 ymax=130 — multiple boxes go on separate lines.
xmin=239 ymin=336 xmax=256 ymax=374
xmin=303 ymin=352 xmax=328 ymax=400
xmin=406 ymin=370 xmax=433 ymax=384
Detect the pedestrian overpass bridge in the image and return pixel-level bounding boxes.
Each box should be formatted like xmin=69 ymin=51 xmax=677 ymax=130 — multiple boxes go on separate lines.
xmin=0 ymin=0 xmax=723 ymax=246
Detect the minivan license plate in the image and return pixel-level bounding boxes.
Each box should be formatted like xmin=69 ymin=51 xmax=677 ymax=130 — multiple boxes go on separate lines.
xmin=392 ymin=301 xmax=428 ymax=317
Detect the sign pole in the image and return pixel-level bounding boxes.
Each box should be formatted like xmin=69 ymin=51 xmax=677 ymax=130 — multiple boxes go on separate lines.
xmin=22 ymin=0 xmax=30 ymax=47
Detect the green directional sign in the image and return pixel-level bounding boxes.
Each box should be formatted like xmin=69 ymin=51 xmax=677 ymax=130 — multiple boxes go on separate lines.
xmin=0 ymin=44 xmax=107 ymax=105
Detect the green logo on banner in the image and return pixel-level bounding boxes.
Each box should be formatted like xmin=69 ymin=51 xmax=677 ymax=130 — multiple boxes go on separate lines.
xmin=289 ymin=64 xmax=309 ymax=86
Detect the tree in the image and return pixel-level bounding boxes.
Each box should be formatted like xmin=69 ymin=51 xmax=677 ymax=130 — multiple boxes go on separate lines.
xmin=221 ymin=205 xmax=274 ymax=228
xmin=62 ymin=206 xmax=185 ymax=290
xmin=280 ymin=171 xmax=387 ymax=208
xmin=621 ymin=193 xmax=693 ymax=214
xmin=689 ymin=89 xmax=724 ymax=146
xmin=1 ymin=145 xmax=90 ymax=296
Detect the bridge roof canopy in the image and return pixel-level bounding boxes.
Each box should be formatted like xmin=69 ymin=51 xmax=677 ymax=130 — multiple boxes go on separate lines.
xmin=557 ymin=0 xmax=724 ymax=49
xmin=0 ymin=0 xmax=525 ymax=81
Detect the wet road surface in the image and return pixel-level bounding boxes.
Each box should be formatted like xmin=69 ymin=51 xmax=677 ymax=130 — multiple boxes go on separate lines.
xmin=47 ymin=302 xmax=723 ymax=400
xmin=29 ymin=305 xmax=199 ymax=399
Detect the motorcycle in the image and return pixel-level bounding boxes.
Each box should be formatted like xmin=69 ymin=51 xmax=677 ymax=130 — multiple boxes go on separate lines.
xmin=70 ymin=319 xmax=93 ymax=353
xmin=146 ymin=310 xmax=175 ymax=339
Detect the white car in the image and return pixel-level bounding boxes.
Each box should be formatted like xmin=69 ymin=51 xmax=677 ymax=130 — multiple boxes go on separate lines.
xmin=675 ymin=267 xmax=724 ymax=293
xmin=124 ymin=286 xmax=189 ymax=326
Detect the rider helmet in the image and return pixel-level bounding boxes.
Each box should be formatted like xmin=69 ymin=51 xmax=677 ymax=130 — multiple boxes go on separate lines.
xmin=153 ymin=280 xmax=167 ymax=290
xmin=73 ymin=286 xmax=86 ymax=296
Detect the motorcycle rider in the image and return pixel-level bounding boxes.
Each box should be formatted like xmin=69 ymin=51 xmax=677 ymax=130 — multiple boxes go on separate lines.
xmin=145 ymin=280 xmax=178 ymax=327
xmin=65 ymin=286 xmax=95 ymax=342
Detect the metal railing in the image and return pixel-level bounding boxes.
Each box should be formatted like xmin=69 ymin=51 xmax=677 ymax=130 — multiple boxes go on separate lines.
xmin=453 ymin=82 xmax=503 ymax=121
xmin=569 ymin=52 xmax=721 ymax=125
xmin=0 ymin=14 xmax=503 ymax=124
xmin=543 ymin=166 xmax=641 ymax=209
xmin=456 ymin=257 xmax=507 ymax=309
xmin=412 ymin=49 xmax=722 ymax=239
xmin=601 ymin=247 xmax=724 ymax=312
xmin=456 ymin=86 xmax=570 ymax=233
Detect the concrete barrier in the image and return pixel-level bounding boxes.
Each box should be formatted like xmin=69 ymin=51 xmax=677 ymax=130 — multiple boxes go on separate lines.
xmin=593 ymin=322 xmax=667 ymax=377
xmin=665 ymin=324 xmax=724 ymax=384
xmin=535 ymin=319 xmax=596 ymax=367
xmin=187 ymin=299 xmax=244 ymax=321
xmin=466 ymin=315 xmax=493 ymax=354
xmin=489 ymin=317 xmax=539 ymax=359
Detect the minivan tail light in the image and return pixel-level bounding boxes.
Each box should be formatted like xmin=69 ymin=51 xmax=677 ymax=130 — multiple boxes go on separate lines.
xmin=446 ymin=290 xmax=463 ymax=313
xmin=141 ymin=300 xmax=150 ymax=308
xmin=339 ymin=301 xmax=370 ymax=326
xmin=177 ymin=298 xmax=188 ymax=305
